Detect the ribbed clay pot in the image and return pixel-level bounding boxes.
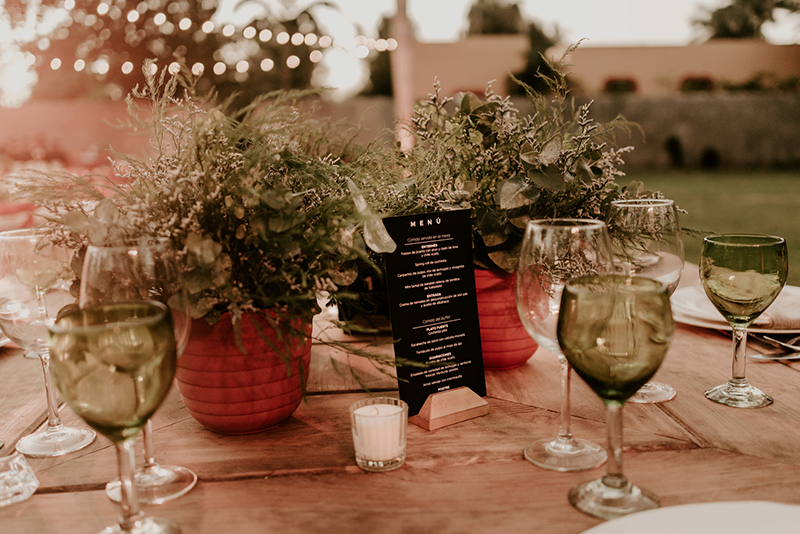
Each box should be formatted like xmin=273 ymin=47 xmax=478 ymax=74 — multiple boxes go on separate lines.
xmin=474 ymin=268 xmax=538 ymax=370
xmin=175 ymin=312 xmax=312 ymax=435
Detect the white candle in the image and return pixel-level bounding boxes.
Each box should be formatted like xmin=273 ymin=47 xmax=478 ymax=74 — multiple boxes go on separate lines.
xmin=350 ymin=398 xmax=408 ymax=471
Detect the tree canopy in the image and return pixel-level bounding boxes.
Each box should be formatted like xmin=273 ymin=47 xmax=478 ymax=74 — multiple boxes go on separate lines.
xmin=695 ymin=0 xmax=800 ymax=39
xmin=14 ymin=0 xmax=332 ymax=106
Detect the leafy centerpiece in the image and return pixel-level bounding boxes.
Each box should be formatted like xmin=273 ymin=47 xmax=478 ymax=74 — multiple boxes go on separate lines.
xmin=369 ymin=51 xmax=643 ymax=273
xmin=10 ymin=62 xmax=401 ymax=433
xmin=352 ymin=48 xmax=657 ymax=369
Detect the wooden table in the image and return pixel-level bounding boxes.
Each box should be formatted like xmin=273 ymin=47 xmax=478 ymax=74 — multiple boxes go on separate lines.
xmin=3 ymin=269 xmax=800 ymax=533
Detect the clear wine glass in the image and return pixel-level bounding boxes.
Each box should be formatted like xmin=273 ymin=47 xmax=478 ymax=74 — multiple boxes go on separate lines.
xmin=515 ymin=219 xmax=614 ymax=471
xmin=0 ymin=229 xmax=96 ymax=457
xmin=48 ymin=301 xmax=182 ymax=534
xmin=79 ymin=239 xmax=196 ymax=504
xmin=608 ymin=198 xmax=684 ymax=404
xmin=700 ymin=234 xmax=787 ymax=408
xmin=559 ymin=274 xmax=674 ymax=519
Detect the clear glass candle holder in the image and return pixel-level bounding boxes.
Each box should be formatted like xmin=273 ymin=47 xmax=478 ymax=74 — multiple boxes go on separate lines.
xmin=0 ymin=452 xmax=40 ymax=507
xmin=349 ymin=397 xmax=408 ymax=472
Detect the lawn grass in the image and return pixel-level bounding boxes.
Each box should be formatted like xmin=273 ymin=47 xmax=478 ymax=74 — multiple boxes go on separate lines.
xmin=627 ymin=169 xmax=800 ymax=286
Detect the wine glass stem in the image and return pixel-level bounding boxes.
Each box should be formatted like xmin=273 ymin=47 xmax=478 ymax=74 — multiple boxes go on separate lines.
xmin=557 ymin=358 xmax=574 ymax=442
xmin=115 ymin=438 xmax=146 ymax=532
xmin=38 ymin=350 xmax=64 ymax=430
xmin=601 ymin=402 xmax=628 ymax=491
xmin=730 ymin=326 xmax=748 ymax=384
xmin=142 ymin=420 xmax=159 ymax=471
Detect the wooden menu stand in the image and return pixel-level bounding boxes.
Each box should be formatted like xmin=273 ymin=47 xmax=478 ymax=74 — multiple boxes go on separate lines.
xmin=408 ymin=386 xmax=489 ymax=431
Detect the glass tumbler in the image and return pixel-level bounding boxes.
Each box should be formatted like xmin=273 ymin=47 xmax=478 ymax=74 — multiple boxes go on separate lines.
xmin=0 ymin=452 xmax=40 ymax=507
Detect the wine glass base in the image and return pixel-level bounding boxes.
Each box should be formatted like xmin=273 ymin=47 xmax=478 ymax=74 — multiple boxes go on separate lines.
xmin=705 ymin=382 xmax=773 ymax=408
xmin=106 ymin=465 xmax=198 ymax=505
xmin=524 ymin=437 xmax=607 ymax=472
xmin=100 ymin=516 xmax=182 ymax=534
xmin=628 ymin=382 xmax=677 ymax=404
xmin=569 ymin=478 xmax=659 ymax=520
xmin=15 ymin=426 xmax=96 ymax=458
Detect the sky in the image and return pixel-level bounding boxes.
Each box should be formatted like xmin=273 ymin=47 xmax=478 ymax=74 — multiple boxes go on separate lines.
xmin=215 ymin=0 xmax=800 ymax=98
xmin=2 ymin=0 xmax=799 ymax=107
xmin=220 ymin=0 xmax=800 ymax=46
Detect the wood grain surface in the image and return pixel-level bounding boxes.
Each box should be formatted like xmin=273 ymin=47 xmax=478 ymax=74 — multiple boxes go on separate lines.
xmin=3 ymin=265 xmax=800 ymax=533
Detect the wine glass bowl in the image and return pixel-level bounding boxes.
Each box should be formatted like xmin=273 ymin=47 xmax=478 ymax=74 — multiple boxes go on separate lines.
xmin=0 ymin=229 xmax=96 ymax=457
xmin=79 ymin=239 xmax=196 ymax=504
xmin=49 ymin=302 xmax=177 ymax=441
xmin=515 ymin=218 xmax=614 ymax=471
xmin=48 ymin=301 xmax=182 ymax=534
xmin=608 ymin=198 xmax=684 ymax=404
xmin=700 ymin=234 xmax=787 ymax=408
xmin=559 ymin=274 xmax=674 ymax=519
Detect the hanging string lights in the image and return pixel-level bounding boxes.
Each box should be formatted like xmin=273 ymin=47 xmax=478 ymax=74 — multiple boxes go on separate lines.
xmin=39 ymin=0 xmax=398 ymax=80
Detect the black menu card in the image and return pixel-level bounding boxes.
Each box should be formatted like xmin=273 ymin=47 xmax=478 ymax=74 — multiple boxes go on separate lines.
xmin=382 ymin=210 xmax=486 ymax=416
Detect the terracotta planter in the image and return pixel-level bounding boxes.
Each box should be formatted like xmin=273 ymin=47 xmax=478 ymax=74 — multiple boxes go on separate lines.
xmin=474 ymin=269 xmax=538 ymax=370
xmin=176 ymin=312 xmax=312 ymax=435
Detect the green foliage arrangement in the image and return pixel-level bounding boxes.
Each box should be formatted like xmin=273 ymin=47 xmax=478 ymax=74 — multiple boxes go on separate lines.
xmin=11 ymin=62 xmax=393 ymax=347
xmin=360 ymin=47 xmax=647 ymax=274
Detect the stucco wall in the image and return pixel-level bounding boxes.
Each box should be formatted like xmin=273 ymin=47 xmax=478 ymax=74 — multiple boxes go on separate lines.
xmin=564 ymin=40 xmax=800 ymax=95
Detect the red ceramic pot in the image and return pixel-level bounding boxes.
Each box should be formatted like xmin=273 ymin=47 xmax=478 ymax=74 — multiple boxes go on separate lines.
xmin=474 ymin=268 xmax=538 ymax=370
xmin=176 ymin=312 xmax=312 ymax=435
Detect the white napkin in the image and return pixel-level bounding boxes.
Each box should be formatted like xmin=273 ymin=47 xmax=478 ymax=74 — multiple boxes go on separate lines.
xmin=671 ymin=285 xmax=800 ymax=330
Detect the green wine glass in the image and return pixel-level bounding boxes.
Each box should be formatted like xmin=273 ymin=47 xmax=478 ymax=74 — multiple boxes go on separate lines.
xmin=700 ymin=234 xmax=788 ymax=408
xmin=48 ymin=301 xmax=182 ymax=534
xmin=80 ymin=239 xmax=196 ymax=505
xmin=558 ymin=275 xmax=674 ymax=519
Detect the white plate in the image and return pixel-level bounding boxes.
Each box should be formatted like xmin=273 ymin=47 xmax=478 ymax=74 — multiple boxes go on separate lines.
xmin=672 ymin=285 xmax=800 ymax=333
xmin=582 ymin=501 xmax=800 ymax=534
xmin=673 ymin=311 xmax=800 ymax=334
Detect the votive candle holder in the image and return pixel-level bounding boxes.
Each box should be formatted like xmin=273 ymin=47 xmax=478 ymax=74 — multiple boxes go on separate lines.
xmin=349 ymin=397 xmax=408 ymax=472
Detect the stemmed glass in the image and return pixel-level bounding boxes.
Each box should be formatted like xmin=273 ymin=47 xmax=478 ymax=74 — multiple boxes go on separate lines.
xmin=0 ymin=229 xmax=96 ymax=457
xmin=608 ymin=198 xmax=684 ymax=403
xmin=48 ymin=301 xmax=182 ymax=534
xmin=559 ymin=274 xmax=674 ymax=519
xmin=515 ymin=219 xmax=614 ymax=471
xmin=700 ymin=234 xmax=787 ymax=408
xmin=79 ymin=239 xmax=196 ymax=504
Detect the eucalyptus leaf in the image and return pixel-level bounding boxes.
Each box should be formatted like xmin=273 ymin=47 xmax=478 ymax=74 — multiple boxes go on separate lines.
xmin=93 ymin=198 xmax=120 ymax=225
xmin=528 ymin=165 xmax=567 ymax=192
xmin=575 ymin=158 xmax=595 ymax=184
xmin=508 ymin=213 xmax=532 ymax=229
xmin=364 ymin=219 xmax=397 ymax=254
xmin=85 ymin=221 xmax=108 ymax=245
xmin=460 ymin=92 xmax=483 ymax=114
xmin=268 ymin=216 xmax=288 ymax=233
xmin=487 ymin=249 xmax=518 ymax=273
xmin=538 ymin=134 xmax=562 ymax=166
xmin=480 ymin=211 xmax=508 ymax=247
xmin=498 ymin=178 xmax=540 ymax=210
xmin=63 ymin=211 xmax=90 ymax=234
xmin=468 ymin=130 xmax=483 ymax=145
xmin=262 ymin=189 xmax=286 ymax=210
xmin=520 ymin=141 xmax=539 ymax=166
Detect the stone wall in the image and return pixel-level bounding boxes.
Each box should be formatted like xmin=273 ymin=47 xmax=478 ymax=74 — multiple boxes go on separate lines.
xmin=1 ymin=94 xmax=798 ymax=171
xmin=571 ymin=93 xmax=800 ymax=170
